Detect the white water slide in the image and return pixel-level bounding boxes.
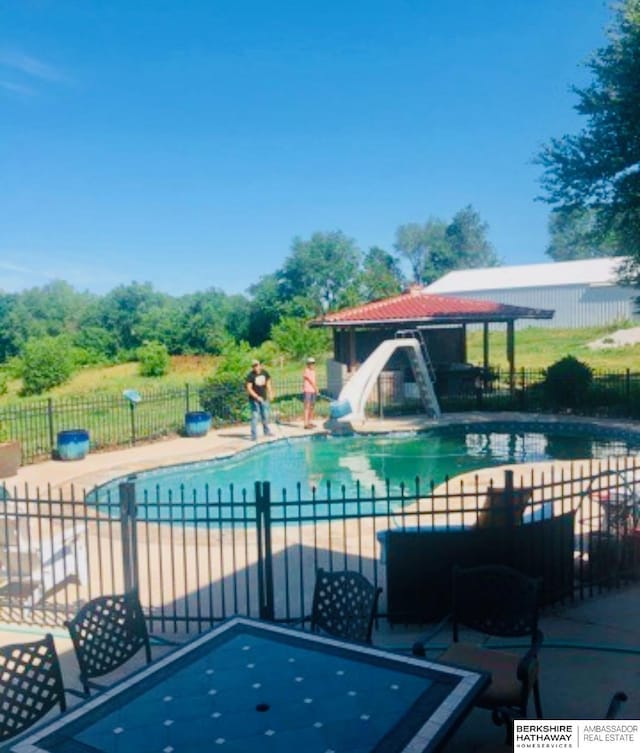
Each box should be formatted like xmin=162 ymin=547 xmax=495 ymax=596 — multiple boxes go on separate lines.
xmin=331 ymin=338 xmax=440 ymax=423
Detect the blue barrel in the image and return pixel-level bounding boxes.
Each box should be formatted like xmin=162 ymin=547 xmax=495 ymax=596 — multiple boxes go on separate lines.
xmin=56 ymin=429 xmax=90 ymax=461
xmin=184 ymin=411 xmax=212 ymax=437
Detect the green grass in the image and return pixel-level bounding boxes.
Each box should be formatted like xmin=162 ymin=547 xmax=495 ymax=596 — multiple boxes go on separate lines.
xmin=466 ymin=324 xmax=640 ymax=371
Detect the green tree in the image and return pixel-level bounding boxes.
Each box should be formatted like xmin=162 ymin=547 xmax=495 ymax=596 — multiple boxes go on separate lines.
xmin=445 ymin=205 xmax=499 ymax=269
xmin=546 ymin=207 xmax=616 ymax=260
xmin=95 ymin=282 xmax=165 ymax=353
xmin=19 ymin=336 xmax=75 ymax=395
xmin=279 ymin=231 xmax=361 ymax=313
xmin=361 ymin=246 xmax=404 ymax=300
xmin=270 ymin=316 xmax=330 ymax=360
xmin=394 ymin=220 xmax=448 ymax=283
xmin=537 ymin=0 xmax=640 ymax=278
xmin=247 ymin=274 xmax=286 ymax=345
xmin=394 ymin=208 xmax=497 ymax=284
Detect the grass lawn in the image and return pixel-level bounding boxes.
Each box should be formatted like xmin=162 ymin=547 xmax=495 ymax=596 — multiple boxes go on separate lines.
xmin=466 ymin=324 xmax=640 ymax=371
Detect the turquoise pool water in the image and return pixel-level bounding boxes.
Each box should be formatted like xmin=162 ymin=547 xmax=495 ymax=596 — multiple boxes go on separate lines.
xmin=90 ymin=426 xmax=638 ymax=521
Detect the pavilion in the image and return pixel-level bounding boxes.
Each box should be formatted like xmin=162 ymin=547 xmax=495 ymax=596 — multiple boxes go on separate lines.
xmin=311 ymin=284 xmax=554 ymax=396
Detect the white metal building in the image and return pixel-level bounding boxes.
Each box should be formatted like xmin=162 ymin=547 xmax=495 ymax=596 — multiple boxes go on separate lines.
xmin=425 ymin=257 xmax=639 ymax=329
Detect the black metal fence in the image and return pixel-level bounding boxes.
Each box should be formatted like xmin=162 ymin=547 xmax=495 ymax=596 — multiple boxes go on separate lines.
xmin=2 ymin=457 xmax=639 ymax=633
xmin=2 ymin=368 xmax=640 ymax=465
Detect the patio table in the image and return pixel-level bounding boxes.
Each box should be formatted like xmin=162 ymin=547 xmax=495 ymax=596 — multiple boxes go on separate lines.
xmin=7 ymin=616 xmax=488 ymax=753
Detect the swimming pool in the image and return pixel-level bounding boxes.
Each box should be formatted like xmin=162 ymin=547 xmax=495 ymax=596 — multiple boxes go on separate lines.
xmin=90 ymin=424 xmax=639 ymax=522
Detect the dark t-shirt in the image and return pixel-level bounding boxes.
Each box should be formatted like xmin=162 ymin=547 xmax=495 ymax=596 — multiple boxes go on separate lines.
xmin=246 ymin=368 xmax=271 ymax=400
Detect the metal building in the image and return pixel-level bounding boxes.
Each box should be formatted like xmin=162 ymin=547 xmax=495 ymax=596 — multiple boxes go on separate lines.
xmin=425 ymin=257 xmax=639 ymax=328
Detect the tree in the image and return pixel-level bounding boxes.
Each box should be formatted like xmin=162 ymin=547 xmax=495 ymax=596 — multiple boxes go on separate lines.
xmin=445 ymin=205 xmax=499 ymax=269
xmin=394 ymin=207 xmax=496 ymax=284
xmin=546 ymin=207 xmax=616 ymax=260
xmin=270 ymin=316 xmax=330 ymax=360
xmin=360 ymin=246 xmax=404 ymax=300
xmin=95 ymin=282 xmax=166 ymax=354
xmin=279 ymin=231 xmax=362 ymax=313
xmin=538 ymin=0 xmax=640 ymax=279
xmin=393 ymin=220 xmax=448 ymax=284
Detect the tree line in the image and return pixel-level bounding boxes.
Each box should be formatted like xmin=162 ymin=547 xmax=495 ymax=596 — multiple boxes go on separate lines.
xmin=0 ymin=205 xmax=503 ymax=394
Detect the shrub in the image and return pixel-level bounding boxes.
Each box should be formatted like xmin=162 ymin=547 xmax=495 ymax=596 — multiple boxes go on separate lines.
xmin=0 ymin=369 xmax=8 ymax=397
xmin=19 ymin=336 xmax=75 ymax=395
xmin=543 ymin=356 xmax=593 ymax=409
xmin=199 ymin=341 xmax=253 ymax=424
xmin=138 ymin=340 xmax=170 ymax=377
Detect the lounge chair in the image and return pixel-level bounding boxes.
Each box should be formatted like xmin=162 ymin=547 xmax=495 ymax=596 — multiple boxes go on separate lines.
xmin=0 ymin=499 xmax=88 ymax=607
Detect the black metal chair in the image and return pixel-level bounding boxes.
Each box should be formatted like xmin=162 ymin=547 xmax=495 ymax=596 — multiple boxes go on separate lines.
xmin=310 ymin=568 xmax=382 ymax=644
xmin=0 ymin=633 xmax=66 ymax=742
xmin=64 ymin=589 xmax=152 ymax=695
xmin=414 ymin=564 xmax=544 ymax=719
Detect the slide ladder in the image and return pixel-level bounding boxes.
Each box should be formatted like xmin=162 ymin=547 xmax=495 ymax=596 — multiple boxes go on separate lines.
xmin=331 ymin=337 xmax=440 ymax=422
xmin=395 ymin=330 xmax=440 ymax=419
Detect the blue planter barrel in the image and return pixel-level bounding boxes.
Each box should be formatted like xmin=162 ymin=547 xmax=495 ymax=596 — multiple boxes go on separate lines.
xmin=184 ymin=411 xmax=212 ymax=437
xmin=56 ymin=429 xmax=90 ymax=461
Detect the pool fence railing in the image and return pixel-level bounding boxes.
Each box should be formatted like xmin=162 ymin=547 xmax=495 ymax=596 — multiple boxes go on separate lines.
xmin=1 ymin=368 xmax=640 ymax=465
xmin=1 ymin=457 xmax=639 ymax=632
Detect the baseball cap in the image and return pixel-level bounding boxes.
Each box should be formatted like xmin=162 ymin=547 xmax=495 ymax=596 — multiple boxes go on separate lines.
xmin=307 ymin=357 xmax=315 ymax=364
xmin=251 ymin=359 xmax=260 ymax=366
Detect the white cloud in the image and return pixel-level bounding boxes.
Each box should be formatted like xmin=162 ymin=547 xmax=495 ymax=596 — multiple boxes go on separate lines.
xmin=0 ymin=79 xmax=36 ymax=96
xmin=0 ymin=49 xmax=68 ymax=83
xmin=0 ymin=48 xmax=71 ymax=98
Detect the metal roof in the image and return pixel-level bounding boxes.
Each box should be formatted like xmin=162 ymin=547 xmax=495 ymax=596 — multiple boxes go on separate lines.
xmin=425 ymin=257 xmax=627 ymax=294
xmin=312 ymin=287 xmax=554 ymax=327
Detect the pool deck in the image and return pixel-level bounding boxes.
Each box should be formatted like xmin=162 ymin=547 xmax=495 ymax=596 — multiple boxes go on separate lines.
xmin=2 ymin=412 xmax=640 ymax=748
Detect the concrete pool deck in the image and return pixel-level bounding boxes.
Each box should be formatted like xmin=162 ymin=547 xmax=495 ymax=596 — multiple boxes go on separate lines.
xmin=2 ymin=412 xmax=639 ymax=748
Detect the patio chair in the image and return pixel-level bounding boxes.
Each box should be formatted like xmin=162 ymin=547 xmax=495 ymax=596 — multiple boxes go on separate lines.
xmin=0 ymin=633 xmax=67 ymax=742
xmin=0 ymin=499 xmax=87 ymax=607
xmin=310 ymin=568 xmax=382 ymax=644
xmin=64 ymin=589 xmax=152 ymax=696
xmin=413 ymin=564 xmax=544 ymax=720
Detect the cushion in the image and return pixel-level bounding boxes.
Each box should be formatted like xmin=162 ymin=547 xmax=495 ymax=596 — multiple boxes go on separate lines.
xmin=440 ymin=642 xmax=526 ymax=708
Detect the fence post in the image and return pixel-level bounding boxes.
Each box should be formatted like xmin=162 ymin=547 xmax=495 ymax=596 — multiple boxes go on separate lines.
xmin=503 ymin=469 xmax=516 ymax=529
xmin=255 ymin=481 xmax=275 ymax=620
xmin=47 ymin=398 xmax=55 ymax=455
xmin=119 ymin=481 xmax=139 ymax=594
xmin=625 ymin=369 xmax=631 ymax=415
xmin=185 ymin=383 xmax=191 ymax=413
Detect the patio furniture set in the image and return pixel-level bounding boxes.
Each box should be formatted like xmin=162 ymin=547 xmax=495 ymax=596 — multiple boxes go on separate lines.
xmin=1 ymin=566 xmax=548 ymax=753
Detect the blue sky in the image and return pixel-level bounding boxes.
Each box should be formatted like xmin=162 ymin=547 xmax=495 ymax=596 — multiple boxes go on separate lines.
xmin=1 ymin=0 xmax=612 ymax=297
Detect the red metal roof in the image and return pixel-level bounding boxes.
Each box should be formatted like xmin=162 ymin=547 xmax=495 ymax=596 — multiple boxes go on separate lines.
xmin=313 ymin=287 xmax=554 ymax=326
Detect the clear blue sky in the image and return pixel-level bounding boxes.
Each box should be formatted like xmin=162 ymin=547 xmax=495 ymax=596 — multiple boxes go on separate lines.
xmin=0 ymin=0 xmax=612 ymax=297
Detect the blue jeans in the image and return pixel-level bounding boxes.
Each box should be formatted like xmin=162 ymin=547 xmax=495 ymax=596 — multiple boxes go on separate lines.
xmin=250 ymin=399 xmax=272 ymax=440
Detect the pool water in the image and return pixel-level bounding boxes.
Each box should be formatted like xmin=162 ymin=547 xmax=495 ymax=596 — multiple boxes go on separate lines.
xmin=93 ymin=427 xmax=637 ymax=513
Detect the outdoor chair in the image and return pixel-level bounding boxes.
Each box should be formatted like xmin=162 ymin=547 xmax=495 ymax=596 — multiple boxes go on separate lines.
xmin=0 ymin=633 xmax=67 ymax=742
xmin=64 ymin=589 xmax=152 ymax=696
xmin=0 ymin=497 xmax=87 ymax=607
xmin=413 ymin=564 xmax=544 ymax=720
xmin=309 ymin=568 xmax=382 ymax=644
